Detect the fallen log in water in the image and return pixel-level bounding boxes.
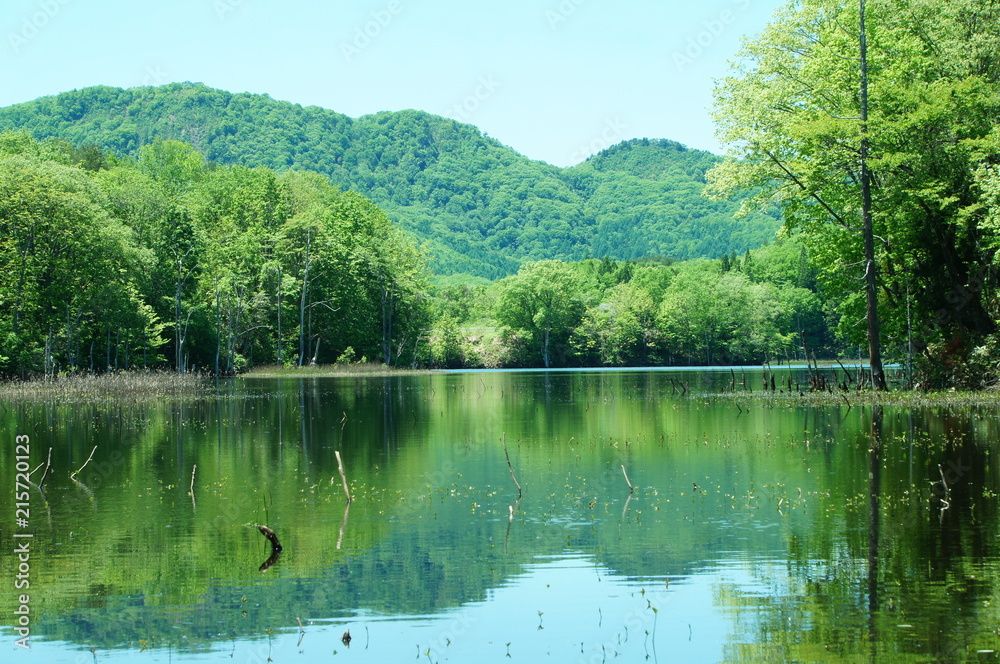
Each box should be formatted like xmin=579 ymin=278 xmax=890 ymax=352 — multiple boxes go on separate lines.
xmin=257 ymin=525 xmax=283 ymax=552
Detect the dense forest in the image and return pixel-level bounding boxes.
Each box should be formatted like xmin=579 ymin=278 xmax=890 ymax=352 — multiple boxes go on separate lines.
xmin=427 ymin=245 xmax=831 ymax=369
xmin=0 ymin=84 xmax=780 ymax=278
xmin=7 ymin=0 xmax=1000 ymax=391
xmin=0 ymin=132 xmax=427 ymax=377
xmin=0 ymin=130 xmax=832 ymax=378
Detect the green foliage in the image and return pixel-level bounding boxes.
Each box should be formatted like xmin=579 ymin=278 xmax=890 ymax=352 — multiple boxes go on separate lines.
xmin=708 ymin=0 xmax=1000 ymax=386
xmin=494 ymin=261 xmax=587 ymax=367
xmin=0 ymin=132 xmax=429 ymax=376
xmin=473 ymin=241 xmax=827 ymax=368
xmin=0 ymin=83 xmax=781 ymax=279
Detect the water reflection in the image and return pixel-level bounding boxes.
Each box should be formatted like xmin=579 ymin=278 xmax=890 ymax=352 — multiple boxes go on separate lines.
xmin=1 ymin=370 xmax=1000 ymax=662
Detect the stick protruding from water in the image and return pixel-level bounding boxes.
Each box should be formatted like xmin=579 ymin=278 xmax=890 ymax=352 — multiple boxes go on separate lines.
xmin=70 ymin=446 xmax=97 ymax=480
xmin=335 ymin=450 xmax=352 ymax=503
xmin=502 ymin=433 xmax=522 ymax=500
xmin=621 ymin=464 xmax=635 ymax=493
xmin=257 ymin=524 xmax=283 ymax=552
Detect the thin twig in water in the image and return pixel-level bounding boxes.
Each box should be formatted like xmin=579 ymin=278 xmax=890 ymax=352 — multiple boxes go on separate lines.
xmin=335 ymin=450 xmax=352 ymax=502
xmin=188 ymin=464 xmax=197 ymax=496
xmin=70 ymin=446 xmax=97 ymax=480
xmin=28 ymin=448 xmax=51 ymax=491
xmin=337 ymin=501 xmax=351 ymax=550
xmin=40 ymin=447 xmax=52 ymax=485
xmin=938 ymin=464 xmax=949 ymax=495
xmin=502 ymin=433 xmax=522 ymax=499
xmin=621 ymin=464 xmax=635 ymax=493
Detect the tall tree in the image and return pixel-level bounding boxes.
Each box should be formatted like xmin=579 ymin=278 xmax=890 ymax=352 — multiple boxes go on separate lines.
xmin=708 ymin=0 xmax=1000 ymax=388
xmin=858 ymin=0 xmax=886 ymax=390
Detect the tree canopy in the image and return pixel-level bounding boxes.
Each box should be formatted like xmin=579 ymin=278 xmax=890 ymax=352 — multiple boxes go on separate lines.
xmin=0 ymin=84 xmax=781 ymax=279
xmin=0 ymin=132 xmax=428 ymax=377
xmin=708 ymin=0 xmax=1000 ymax=388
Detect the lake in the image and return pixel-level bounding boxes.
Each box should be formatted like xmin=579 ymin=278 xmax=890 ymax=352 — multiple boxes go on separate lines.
xmin=3 ymin=368 xmax=1000 ymax=663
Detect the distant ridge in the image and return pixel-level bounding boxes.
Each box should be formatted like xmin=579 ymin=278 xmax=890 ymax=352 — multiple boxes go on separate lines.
xmin=0 ymin=83 xmax=780 ymax=278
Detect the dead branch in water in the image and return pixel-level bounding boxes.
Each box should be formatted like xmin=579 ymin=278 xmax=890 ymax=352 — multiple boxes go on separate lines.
xmin=502 ymin=433 xmax=522 ymax=499
xmin=335 ymin=450 xmax=352 ymax=503
xmin=337 ymin=501 xmax=351 ymax=550
xmin=621 ymin=464 xmax=635 ymax=493
xmin=70 ymin=446 xmax=97 ymax=480
xmin=29 ymin=447 xmax=52 ymax=487
xmin=257 ymin=525 xmax=283 ymax=552
xmin=258 ymin=547 xmax=281 ymax=573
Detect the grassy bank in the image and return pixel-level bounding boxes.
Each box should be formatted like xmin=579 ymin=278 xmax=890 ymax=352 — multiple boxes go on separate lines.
xmin=0 ymin=371 xmax=210 ymax=402
xmin=708 ymin=386 xmax=1000 ymax=409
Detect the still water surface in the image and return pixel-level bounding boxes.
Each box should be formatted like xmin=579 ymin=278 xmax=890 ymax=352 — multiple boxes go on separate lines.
xmin=3 ymin=368 xmax=1000 ymax=663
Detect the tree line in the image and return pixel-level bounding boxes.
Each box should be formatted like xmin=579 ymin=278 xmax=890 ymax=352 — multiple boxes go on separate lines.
xmin=0 ymin=131 xmax=426 ymax=377
xmin=0 ymin=84 xmax=780 ymax=279
xmin=0 ymin=127 xmax=836 ymax=378
xmin=424 ymin=242 xmax=833 ymax=369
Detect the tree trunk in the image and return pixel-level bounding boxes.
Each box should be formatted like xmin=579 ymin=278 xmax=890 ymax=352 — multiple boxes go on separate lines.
xmin=276 ymin=266 xmax=283 ymax=367
xmin=298 ymin=236 xmax=312 ymax=368
xmin=214 ymin=282 xmax=221 ymax=376
xmin=859 ymin=0 xmax=887 ymax=391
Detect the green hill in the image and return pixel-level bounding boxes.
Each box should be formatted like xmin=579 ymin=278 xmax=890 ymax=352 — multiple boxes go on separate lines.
xmin=0 ymin=83 xmax=779 ymax=278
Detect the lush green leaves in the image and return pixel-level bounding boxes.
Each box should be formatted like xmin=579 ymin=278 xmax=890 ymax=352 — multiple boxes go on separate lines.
xmin=708 ymin=0 xmax=1000 ymax=387
xmin=0 ymin=84 xmax=781 ymax=279
xmin=0 ymin=132 xmax=429 ymax=376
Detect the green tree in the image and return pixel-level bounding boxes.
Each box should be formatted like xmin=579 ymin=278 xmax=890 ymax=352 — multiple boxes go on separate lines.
xmin=709 ymin=0 xmax=1000 ymax=387
xmin=572 ymin=282 xmax=658 ymax=365
xmin=495 ymin=261 xmax=585 ymax=367
xmin=0 ymin=152 xmax=153 ymax=376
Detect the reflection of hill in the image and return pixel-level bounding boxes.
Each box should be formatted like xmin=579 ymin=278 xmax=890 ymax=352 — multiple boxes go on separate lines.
xmin=1 ymin=373 xmax=998 ymax=657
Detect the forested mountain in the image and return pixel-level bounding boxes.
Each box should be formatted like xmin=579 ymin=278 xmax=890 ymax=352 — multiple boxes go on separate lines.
xmin=0 ymin=83 xmax=779 ymax=277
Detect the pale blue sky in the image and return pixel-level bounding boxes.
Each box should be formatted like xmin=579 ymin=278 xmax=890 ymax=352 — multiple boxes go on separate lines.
xmin=3 ymin=0 xmax=784 ymax=166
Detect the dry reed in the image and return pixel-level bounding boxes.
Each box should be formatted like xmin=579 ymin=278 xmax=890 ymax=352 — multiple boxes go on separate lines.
xmin=0 ymin=370 xmax=209 ymax=402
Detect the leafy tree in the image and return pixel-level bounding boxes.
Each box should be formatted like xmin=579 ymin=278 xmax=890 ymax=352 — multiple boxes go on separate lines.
xmin=0 ymin=132 xmax=430 ymax=375
xmin=571 ymin=282 xmax=659 ymax=366
xmin=0 ymin=151 xmax=152 ymax=376
xmin=495 ymin=261 xmax=585 ymax=367
xmin=708 ymin=0 xmax=1000 ymax=387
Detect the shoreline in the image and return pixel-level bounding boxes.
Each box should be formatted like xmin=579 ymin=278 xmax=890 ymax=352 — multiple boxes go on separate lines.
xmin=2 ymin=366 xmax=997 ymax=407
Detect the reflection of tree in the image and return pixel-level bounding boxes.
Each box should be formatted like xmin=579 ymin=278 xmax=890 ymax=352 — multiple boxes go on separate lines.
xmin=719 ymin=406 xmax=1000 ymax=662
xmin=867 ymin=406 xmax=882 ymax=660
xmin=7 ymin=375 xmax=1000 ymax=659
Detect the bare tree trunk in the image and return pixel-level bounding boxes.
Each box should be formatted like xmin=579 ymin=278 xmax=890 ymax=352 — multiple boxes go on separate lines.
xmin=542 ymin=327 xmax=551 ymax=368
xmin=276 ymin=266 xmax=283 ymax=367
xmin=381 ymin=286 xmax=394 ymax=366
xmin=176 ymin=257 xmax=184 ymax=373
xmin=859 ymin=0 xmax=887 ymax=391
xmin=214 ymin=281 xmax=221 ymax=376
xmin=298 ymin=233 xmax=312 ymax=368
